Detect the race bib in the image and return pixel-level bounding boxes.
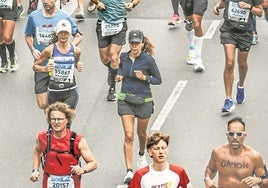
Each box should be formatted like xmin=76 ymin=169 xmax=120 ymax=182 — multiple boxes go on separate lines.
xmin=101 ymin=20 xmax=123 ymax=36
xmin=0 ymin=0 xmax=13 ymax=9
xmin=53 ymin=64 xmax=74 ymax=81
xmin=47 ymin=175 xmax=74 ymax=188
xmin=228 ymin=1 xmax=250 ymax=22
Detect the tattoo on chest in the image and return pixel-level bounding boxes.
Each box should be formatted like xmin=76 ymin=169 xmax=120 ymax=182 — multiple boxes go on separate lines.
xmin=221 ymin=160 xmax=249 ymax=169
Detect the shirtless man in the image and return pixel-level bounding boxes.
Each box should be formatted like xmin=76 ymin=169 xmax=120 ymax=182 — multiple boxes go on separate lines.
xmin=204 ymin=116 xmax=267 ymax=188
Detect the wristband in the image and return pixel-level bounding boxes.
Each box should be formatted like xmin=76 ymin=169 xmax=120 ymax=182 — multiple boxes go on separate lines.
xmin=31 ymin=48 xmax=35 ymax=53
xmin=258 ymin=177 xmax=263 ymax=185
xmin=32 ymin=169 xmax=39 ymax=173
xmin=83 ymin=167 xmax=88 ymax=174
xmin=204 ymin=176 xmax=210 ymax=182
xmin=249 ymin=5 xmax=253 ymax=10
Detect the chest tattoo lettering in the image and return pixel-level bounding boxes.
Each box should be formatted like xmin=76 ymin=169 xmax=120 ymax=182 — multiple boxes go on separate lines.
xmin=221 ymin=160 xmax=248 ymax=169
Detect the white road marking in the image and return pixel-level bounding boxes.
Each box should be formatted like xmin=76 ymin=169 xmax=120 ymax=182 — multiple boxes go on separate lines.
xmin=116 ymin=185 xmax=128 ymax=188
xmin=203 ymin=20 xmax=221 ymax=39
xmin=150 ymin=80 xmax=188 ymax=131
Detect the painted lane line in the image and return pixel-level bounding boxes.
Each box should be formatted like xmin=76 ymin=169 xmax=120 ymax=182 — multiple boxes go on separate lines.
xmin=150 ymin=80 xmax=188 ymax=131
xmin=203 ymin=20 xmax=221 ymax=39
xmin=116 ymin=185 xmax=128 ymax=188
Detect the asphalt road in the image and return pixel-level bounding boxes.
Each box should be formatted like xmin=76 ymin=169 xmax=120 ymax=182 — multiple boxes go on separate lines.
xmin=1 ymin=0 xmax=268 ymax=187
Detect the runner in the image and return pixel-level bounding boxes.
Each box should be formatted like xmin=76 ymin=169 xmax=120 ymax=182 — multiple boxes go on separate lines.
xmin=181 ymin=0 xmax=208 ymax=72
xmin=25 ymin=0 xmax=82 ymax=109
xmin=0 ymin=0 xmax=19 ymax=73
xmin=91 ymin=0 xmax=140 ymax=101
xmin=29 ymin=102 xmax=98 ymax=188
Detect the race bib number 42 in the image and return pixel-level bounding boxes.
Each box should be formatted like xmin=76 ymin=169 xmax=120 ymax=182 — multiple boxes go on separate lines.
xmin=47 ymin=175 xmax=74 ymax=188
xmin=101 ymin=20 xmax=123 ymax=36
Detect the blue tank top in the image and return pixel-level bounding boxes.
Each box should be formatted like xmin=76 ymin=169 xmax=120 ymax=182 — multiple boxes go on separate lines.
xmin=48 ymin=43 xmax=77 ymax=91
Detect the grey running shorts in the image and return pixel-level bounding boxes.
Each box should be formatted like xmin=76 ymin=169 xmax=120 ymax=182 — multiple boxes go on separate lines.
xmin=48 ymin=88 xmax=78 ymax=110
xmin=220 ymin=22 xmax=252 ymax=52
xmin=34 ymin=72 xmax=49 ymax=94
xmin=96 ymin=21 xmax=128 ymax=48
xmin=181 ymin=0 xmax=208 ymax=16
xmin=0 ymin=8 xmax=18 ymax=21
xmin=117 ymin=100 xmax=154 ymax=119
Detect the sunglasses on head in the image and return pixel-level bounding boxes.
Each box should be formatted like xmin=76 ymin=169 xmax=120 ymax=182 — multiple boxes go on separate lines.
xmin=227 ymin=131 xmax=245 ymax=137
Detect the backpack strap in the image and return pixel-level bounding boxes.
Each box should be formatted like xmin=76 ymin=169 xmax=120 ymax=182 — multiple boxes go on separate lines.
xmin=70 ymin=131 xmax=77 ymax=158
xmin=45 ymin=128 xmax=52 ymax=154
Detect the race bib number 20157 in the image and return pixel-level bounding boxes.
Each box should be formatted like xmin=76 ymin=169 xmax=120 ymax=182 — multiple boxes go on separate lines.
xmin=47 ymin=175 xmax=74 ymax=188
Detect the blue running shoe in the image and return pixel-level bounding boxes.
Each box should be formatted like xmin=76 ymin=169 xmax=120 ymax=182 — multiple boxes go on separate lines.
xmin=221 ymin=99 xmax=235 ymax=112
xmin=236 ymin=80 xmax=246 ymax=104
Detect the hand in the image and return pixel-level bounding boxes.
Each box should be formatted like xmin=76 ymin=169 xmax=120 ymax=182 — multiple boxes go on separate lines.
xmin=125 ymin=2 xmax=134 ymax=11
xmin=205 ymin=178 xmax=219 ymax=188
xmin=46 ymin=61 xmax=55 ymax=72
xmin=76 ymin=61 xmax=83 ymax=72
xmin=134 ymin=70 xmax=146 ymax=81
xmin=97 ymin=1 xmax=105 ymax=10
xmin=115 ymin=74 xmax=123 ymax=82
xmin=242 ymin=176 xmax=261 ymax=187
xmin=30 ymin=170 xmax=40 ymax=182
xmin=71 ymin=165 xmax=84 ymax=176
xmin=32 ymin=49 xmax=41 ymax=59
xmin=213 ymin=4 xmax=220 ymax=15
xmin=238 ymin=2 xmax=252 ymax=9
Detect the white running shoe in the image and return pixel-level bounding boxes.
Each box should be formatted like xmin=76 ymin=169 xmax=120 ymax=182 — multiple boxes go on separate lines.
xmin=194 ymin=59 xmax=205 ymax=72
xmin=186 ymin=50 xmax=196 ymax=65
xmin=137 ymin=151 xmax=148 ymax=169
xmin=123 ymin=170 xmax=134 ymax=184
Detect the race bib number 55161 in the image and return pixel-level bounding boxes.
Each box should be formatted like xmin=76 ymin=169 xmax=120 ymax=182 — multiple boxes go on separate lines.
xmin=47 ymin=175 xmax=74 ymax=188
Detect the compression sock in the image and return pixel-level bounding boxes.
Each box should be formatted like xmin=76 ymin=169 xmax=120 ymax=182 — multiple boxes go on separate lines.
xmin=0 ymin=43 xmax=8 ymax=64
xmin=186 ymin=30 xmax=195 ymax=51
xmin=6 ymin=40 xmax=15 ymax=60
xmin=110 ymin=68 xmax=117 ymax=88
xmin=194 ymin=36 xmax=203 ymax=59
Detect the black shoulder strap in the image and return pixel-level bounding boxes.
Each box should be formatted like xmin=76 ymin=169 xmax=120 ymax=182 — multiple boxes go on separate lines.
xmin=45 ymin=128 xmax=52 ymax=154
xmin=70 ymin=131 xmax=77 ymax=158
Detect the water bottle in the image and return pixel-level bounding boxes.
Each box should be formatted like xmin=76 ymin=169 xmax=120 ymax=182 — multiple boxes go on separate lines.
xmin=48 ymin=57 xmax=54 ymax=76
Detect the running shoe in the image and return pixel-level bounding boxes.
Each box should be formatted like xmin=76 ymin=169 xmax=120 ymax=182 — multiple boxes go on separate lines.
xmin=194 ymin=58 xmax=205 ymax=72
xmin=17 ymin=5 xmax=24 ymax=17
xmin=221 ymin=99 xmax=235 ymax=113
xmin=123 ymin=170 xmax=134 ymax=185
xmin=186 ymin=50 xmax=196 ymax=65
xmin=252 ymin=34 xmax=258 ymax=45
xmin=74 ymin=12 xmax=85 ymax=20
xmin=87 ymin=1 xmax=96 ymax=13
xmin=27 ymin=0 xmax=38 ymax=14
xmin=10 ymin=53 xmax=19 ymax=72
xmin=236 ymin=80 xmax=246 ymax=104
xmin=106 ymin=87 xmax=117 ymax=101
xmin=168 ymin=14 xmax=180 ymax=25
xmin=137 ymin=151 xmax=148 ymax=169
xmin=0 ymin=62 xmax=8 ymax=73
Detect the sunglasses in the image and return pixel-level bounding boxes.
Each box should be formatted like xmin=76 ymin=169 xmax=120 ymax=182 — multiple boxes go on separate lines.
xmin=226 ymin=131 xmax=245 ymax=137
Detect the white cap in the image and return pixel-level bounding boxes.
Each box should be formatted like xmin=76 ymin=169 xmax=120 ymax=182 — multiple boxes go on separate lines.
xmin=56 ymin=19 xmax=71 ymax=34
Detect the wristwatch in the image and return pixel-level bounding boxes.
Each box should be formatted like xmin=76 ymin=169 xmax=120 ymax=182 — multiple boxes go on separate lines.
xmin=83 ymin=167 xmax=88 ymax=174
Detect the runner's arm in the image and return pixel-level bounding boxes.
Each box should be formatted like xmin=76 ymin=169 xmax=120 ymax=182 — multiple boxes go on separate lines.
xmin=77 ymin=138 xmax=98 ymax=175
